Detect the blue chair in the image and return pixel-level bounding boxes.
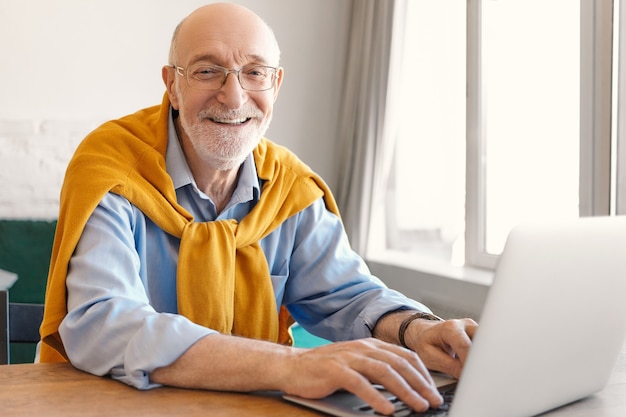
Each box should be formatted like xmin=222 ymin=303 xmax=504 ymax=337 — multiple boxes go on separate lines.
xmin=0 ymin=290 xmax=44 ymax=364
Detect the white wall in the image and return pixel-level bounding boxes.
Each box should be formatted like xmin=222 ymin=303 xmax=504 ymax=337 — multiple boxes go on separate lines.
xmin=0 ymin=0 xmax=350 ymax=219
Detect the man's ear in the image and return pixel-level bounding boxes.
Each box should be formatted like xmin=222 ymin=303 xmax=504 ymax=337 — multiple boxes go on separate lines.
xmin=162 ymin=66 xmax=180 ymax=109
xmin=272 ymin=67 xmax=285 ymax=102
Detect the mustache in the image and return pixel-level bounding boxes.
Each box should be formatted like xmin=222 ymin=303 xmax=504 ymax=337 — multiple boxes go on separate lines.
xmin=198 ymin=106 xmax=263 ymax=121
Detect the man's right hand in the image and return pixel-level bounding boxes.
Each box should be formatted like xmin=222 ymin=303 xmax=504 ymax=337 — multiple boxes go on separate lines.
xmin=283 ymin=338 xmax=444 ymax=416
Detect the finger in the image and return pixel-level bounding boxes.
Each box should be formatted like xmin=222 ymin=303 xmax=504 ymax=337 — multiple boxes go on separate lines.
xmin=465 ymin=319 xmax=479 ymax=338
xmin=375 ymin=340 xmax=435 ymax=383
xmin=389 ymin=346 xmax=445 ymax=406
xmin=420 ymin=342 xmax=463 ymax=379
xmin=352 ymin=347 xmax=443 ymax=411
xmin=446 ymin=319 xmax=478 ymax=364
xmin=424 ymin=319 xmax=477 ymax=378
xmin=354 ymin=358 xmax=435 ymax=413
xmin=340 ymin=369 xmax=402 ymax=416
xmin=338 ymin=338 xmax=436 ymax=387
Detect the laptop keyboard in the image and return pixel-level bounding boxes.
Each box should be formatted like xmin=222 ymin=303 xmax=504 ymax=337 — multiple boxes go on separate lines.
xmin=355 ymin=385 xmax=456 ymax=417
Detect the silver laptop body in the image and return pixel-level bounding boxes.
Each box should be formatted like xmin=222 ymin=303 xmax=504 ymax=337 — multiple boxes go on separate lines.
xmin=284 ymin=216 xmax=626 ymax=417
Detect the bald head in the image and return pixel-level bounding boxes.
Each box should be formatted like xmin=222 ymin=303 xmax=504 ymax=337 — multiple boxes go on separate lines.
xmin=168 ymin=3 xmax=280 ymax=68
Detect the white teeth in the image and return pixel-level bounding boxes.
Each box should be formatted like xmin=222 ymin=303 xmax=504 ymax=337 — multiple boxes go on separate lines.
xmin=211 ymin=117 xmax=248 ymax=124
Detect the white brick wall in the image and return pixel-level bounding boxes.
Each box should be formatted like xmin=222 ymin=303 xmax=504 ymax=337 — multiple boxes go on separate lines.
xmin=0 ymin=119 xmax=102 ymax=219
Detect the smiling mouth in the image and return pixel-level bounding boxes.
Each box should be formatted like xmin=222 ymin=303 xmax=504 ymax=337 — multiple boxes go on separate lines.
xmin=209 ymin=117 xmax=251 ymax=125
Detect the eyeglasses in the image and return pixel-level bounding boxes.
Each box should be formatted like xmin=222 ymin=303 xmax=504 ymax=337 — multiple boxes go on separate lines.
xmin=171 ymin=63 xmax=279 ymax=91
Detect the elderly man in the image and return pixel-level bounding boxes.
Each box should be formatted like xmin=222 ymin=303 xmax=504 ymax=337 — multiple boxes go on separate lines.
xmin=40 ymin=3 xmax=476 ymax=415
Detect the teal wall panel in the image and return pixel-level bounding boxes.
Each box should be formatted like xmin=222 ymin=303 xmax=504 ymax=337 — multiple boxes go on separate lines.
xmin=0 ymin=220 xmax=56 ymax=363
xmin=0 ymin=220 xmax=56 ymax=304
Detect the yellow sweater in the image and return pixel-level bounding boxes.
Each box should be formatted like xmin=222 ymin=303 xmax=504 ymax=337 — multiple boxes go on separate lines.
xmin=40 ymin=93 xmax=339 ymax=362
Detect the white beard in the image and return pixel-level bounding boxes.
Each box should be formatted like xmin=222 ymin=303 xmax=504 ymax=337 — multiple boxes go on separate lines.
xmin=178 ymin=104 xmax=272 ymax=171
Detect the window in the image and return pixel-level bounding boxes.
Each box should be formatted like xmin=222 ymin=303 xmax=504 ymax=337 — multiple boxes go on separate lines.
xmin=367 ymin=0 xmax=616 ymax=271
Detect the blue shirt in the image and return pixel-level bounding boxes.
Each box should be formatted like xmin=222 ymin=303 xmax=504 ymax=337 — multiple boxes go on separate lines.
xmin=59 ymin=110 xmax=427 ymax=389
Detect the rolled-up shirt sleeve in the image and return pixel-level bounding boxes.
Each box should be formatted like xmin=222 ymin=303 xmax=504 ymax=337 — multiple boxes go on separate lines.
xmin=59 ymin=193 xmax=214 ymax=390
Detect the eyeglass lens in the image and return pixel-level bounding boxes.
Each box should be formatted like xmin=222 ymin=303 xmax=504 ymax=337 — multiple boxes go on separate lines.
xmin=185 ymin=65 xmax=276 ymax=91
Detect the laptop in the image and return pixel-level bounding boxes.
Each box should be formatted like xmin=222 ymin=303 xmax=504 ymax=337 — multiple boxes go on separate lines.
xmin=284 ymin=216 xmax=626 ymax=417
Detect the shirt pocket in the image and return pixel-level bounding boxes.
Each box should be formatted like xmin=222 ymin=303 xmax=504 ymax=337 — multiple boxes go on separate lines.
xmin=269 ymin=259 xmax=289 ymax=306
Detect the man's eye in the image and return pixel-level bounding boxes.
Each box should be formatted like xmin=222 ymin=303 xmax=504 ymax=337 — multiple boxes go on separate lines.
xmin=193 ymin=67 xmax=221 ymax=79
xmin=245 ymin=67 xmax=269 ymax=78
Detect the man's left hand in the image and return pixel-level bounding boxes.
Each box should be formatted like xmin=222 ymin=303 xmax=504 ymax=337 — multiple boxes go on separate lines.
xmin=404 ymin=318 xmax=478 ymax=379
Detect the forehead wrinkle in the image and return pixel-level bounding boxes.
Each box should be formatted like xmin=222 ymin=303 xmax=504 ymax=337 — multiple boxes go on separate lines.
xmin=187 ymin=52 xmax=275 ymax=68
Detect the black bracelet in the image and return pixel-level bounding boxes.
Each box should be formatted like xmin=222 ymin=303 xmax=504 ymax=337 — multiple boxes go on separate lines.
xmin=398 ymin=311 xmax=444 ymax=349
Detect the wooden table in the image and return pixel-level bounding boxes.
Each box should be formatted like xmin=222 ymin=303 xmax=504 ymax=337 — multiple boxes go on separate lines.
xmin=0 ymin=362 xmax=319 ymax=416
xmin=1 ymin=347 xmax=625 ymax=416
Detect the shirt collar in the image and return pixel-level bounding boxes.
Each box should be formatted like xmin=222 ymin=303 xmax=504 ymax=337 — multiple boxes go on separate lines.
xmin=165 ymin=108 xmax=261 ymax=202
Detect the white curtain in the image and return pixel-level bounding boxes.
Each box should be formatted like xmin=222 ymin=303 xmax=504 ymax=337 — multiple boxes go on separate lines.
xmin=335 ymin=0 xmax=407 ymax=255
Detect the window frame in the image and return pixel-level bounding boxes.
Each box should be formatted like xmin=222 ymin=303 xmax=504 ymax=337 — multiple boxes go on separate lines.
xmin=465 ymin=0 xmax=615 ymax=270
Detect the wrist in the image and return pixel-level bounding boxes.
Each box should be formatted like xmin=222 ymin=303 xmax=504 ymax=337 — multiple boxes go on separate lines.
xmin=398 ymin=311 xmax=443 ymax=349
xmin=269 ymin=344 xmax=305 ymax=392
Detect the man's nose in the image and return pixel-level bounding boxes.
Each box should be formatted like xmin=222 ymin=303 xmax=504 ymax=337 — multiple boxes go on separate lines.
xmin=216 ymin=72 xmax=246 ymax=109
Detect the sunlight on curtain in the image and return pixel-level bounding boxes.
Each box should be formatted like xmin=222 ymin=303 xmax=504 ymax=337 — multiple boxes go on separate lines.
xmin=335 ymin=0 xmax=398 ymax=255
xmin=367 ymin=0 xmax=466 ymax=265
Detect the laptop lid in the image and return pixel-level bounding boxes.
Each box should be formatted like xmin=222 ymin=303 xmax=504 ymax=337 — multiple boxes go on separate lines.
xmin=448 ymin=215 xmax=626 ymax=417
xmin=284 ymin=216 xmax=626 ymax=417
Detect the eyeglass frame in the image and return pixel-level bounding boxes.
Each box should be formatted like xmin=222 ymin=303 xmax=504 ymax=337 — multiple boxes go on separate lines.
xmin=169 ymin=63 xmax=280 ymax=92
